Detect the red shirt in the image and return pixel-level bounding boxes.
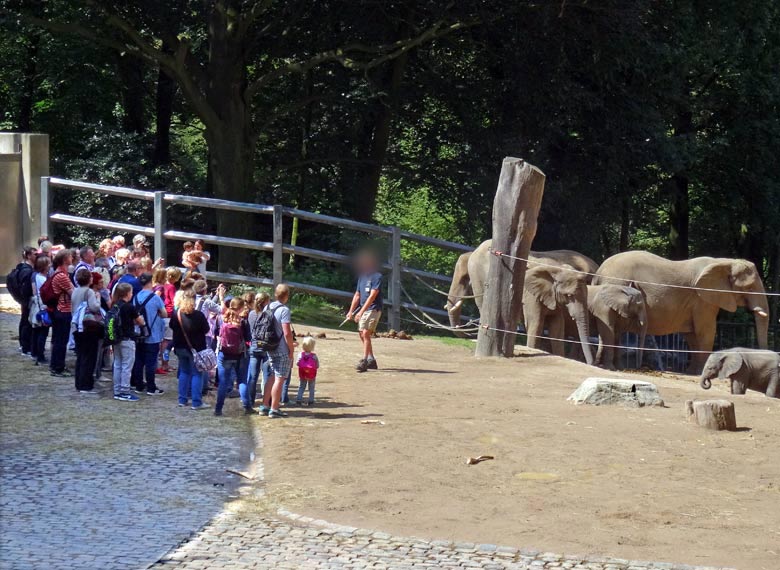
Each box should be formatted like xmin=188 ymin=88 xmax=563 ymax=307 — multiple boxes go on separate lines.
xmin=163 ymin=283 xmax=177 ymax=317
xmin=52 ymin=270 xmax=74 ymax=313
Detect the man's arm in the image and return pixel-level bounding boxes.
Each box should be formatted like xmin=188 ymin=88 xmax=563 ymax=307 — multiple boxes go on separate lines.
xmin=282 ymin=323 xmax=294 ymax=359
xmin=355 ymin=289 xmax=379 ymax=322
xmin=347 ymin=290 xmax=361 ymax=318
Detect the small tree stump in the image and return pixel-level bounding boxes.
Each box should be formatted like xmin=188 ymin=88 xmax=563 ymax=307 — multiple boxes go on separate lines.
xmin=685 ymin=399 xmax=737 ymax=431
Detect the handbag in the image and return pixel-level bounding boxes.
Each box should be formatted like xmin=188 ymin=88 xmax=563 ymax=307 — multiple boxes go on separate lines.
xmin=177 ymin=310 xmax=217 ymax=372
xmin=28 ymin=279 xmax=51 ymax=328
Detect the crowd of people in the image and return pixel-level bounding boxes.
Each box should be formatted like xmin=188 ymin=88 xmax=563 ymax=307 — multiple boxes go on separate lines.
xmin=5 ymin=234 xmax=397 ymax=419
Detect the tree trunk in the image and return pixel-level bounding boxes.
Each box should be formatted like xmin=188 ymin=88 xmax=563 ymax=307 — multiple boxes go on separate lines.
xmin=152 ymin=42 xmax=176 ymax=165
xmin=17 ymin=24 xmax=41 ymax=131
xmin=116 ymin=54 xmax=146 ymax=134
xmin=204 ymin=6 xmax=255 ymax=273
xmin=669 ymin=109 xmax=692 ymax=260
xmin=685 ymin=399 xmax=737 ymax=431
xmin=476 ymin=158 xmax=545 ymax=357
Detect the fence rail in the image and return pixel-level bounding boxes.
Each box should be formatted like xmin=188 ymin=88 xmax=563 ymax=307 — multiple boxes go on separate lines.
xmin=41 ymin=177 xmax=473 ymax=329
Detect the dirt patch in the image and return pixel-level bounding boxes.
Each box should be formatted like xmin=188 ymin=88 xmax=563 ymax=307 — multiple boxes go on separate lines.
xmin=261 ymin=328 xmax=780 ymax=570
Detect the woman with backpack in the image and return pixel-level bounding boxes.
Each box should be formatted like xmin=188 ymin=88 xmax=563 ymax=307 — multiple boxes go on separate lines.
xmin=214 ymin=298 xmax=250 ymax=417
xmin=30 ymin=255 xmax=52 ymax=365
xmin=244 ymin=292 xmax=271 ymax=415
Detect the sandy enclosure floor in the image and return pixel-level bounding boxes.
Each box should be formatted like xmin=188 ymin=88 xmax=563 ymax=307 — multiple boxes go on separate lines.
xmin=262 ymin=328 xmax=780 ymax=570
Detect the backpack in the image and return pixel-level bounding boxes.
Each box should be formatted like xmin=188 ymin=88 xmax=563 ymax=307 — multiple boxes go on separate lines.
xmin=251 ymin=305 xmax=282 ymax=352
xmin=132 ymin=292 xmax=156 ymax=341
xmin=6 ymin=263 xmax=33 ymax=304
xmin=104 ymin=304 xmax=123 ymax=345
xmin=39 ymin=274 xmax=59 ymax=308
xmin=219 ymin=322 xmax=245 ymax=356
xmin=298 ymin=352 xmax=318 ymax=381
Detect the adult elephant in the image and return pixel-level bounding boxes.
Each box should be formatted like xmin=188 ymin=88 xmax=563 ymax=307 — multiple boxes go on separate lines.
xmin=445 ymin=240 xmax=598 ymax=365
xmin=594 ymin=251 xmax=770 ymax=374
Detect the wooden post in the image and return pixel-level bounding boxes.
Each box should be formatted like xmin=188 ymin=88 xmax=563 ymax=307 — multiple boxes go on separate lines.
xmin=272 ymin=205 xmax=284 ymax=287
xmin=685 ymin=400 xmax=737 ymax=431
xmin=153 ymin=191 xmax=167 ymax=263
xmin=476 ymin=158 xmax=545 ymax=357
xmin=389 ymin=226 xmax=402 ymax=331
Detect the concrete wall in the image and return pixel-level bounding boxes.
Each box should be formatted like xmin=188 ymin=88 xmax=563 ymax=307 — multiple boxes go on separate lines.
xmin=0 ymin=133 xmax=49 ymax=275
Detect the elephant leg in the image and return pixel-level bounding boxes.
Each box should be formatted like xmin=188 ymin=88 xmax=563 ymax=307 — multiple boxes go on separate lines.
xmin=597 ymin=321 xmax=616 ymax=370
xmin=766 ymin=364 xmax=780 ymax=398
xmin=547 ymin=313 xmax=566 ymax=358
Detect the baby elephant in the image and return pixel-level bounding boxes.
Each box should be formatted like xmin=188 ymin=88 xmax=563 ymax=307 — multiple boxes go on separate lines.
xmin=700 ymin=348 xmax=780 ymax=398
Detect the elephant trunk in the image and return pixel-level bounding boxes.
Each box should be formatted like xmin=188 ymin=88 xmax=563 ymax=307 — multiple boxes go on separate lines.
xmin=568 ymin=300 xmax=594 ymax=366
xmin=636 ymin=319 xmax=648 ymax=369
xmin=700 ymin=377 xmax=712 ymax=390
xmin=447 ymin=300 xmax=467 ymax=338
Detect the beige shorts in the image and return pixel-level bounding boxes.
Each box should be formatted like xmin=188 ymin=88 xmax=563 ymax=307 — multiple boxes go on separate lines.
xmin=163 ymin=318 xmax=173 ymax=341
xmin=358 ymin=309 xmax=382 ymax=333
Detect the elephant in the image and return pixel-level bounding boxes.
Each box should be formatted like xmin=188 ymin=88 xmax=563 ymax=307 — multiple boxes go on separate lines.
xmin=700 ymin=348 xmax=780 ymax=398
xmin=594 ymin=251 xmax=770 ymax=374
xmin=445 ymin=239 xmax=598 ymax=365
xmin=585 ymin=284 xmax=648 ymax=370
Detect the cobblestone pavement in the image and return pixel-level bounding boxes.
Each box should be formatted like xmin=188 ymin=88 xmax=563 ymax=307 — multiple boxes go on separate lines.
xmin=0 ymin=307 xmax=254 ymax=570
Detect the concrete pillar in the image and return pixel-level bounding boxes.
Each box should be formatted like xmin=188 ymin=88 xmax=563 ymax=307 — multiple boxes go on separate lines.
xmin=0 ymin=133 xmax=50 ymax=248
xmin=0 ymin=151 xmax=22 ymax=275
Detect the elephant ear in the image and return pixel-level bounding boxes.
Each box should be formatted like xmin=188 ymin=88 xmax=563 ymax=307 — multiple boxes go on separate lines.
xmin=721 ymin=353 xmax=744 ymax=378
xmin=595 ymin=286 xmax=635 ymax=319
xmin=525 ymin=266 xmax=557 ymax=310
xmin=695 ymin=262 xmax=738 ymax=312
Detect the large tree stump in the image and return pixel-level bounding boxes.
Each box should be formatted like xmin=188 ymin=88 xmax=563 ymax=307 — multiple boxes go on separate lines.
xmin=685 ymin=400 xmax=737 ymax=431
xmin=476 ymin=158 xmax=545 ymax=357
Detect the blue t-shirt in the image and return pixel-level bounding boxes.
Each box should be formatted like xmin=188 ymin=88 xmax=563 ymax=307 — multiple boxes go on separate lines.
xmin=118 ymin=274 xmax=142 ymax=296
xmin=357 ymin=272 xmax=383 ymax=311
xmin=134 ymin=290 xmax=166 ymax=344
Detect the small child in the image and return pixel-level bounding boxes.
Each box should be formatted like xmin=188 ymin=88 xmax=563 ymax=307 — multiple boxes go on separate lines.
xmin=295 ymin=337 xmax=319 ymax=406
xmin=181 ymin=241 xmax=194 ymax=267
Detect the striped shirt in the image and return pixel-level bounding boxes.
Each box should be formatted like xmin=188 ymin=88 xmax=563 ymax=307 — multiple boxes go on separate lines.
xmin=52 ymin=270 xmax=74 ymax=313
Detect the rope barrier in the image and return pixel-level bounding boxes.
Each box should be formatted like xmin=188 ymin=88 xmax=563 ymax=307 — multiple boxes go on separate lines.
xmin=490 ymin=249 xmax=780 ymax=298
xmin=409 ymin=272 xmax=482 ymax=300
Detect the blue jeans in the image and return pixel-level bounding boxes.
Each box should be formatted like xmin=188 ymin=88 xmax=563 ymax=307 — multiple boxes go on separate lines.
xmin=32 ymin=325 xmax=50 ymax=362
xmin=282 ymin=370 xmax=292 ymax=404
xmin=215 ymin=352 xmax=243 ymax=413
xmin=131 ymin=342 xmax=160 ymax=392
xmin=296 ymin=380 xmax=316 ymax=404
xmin=50 ymin=310 xmax=72 ymax=373
xmin=244 ymin=351 xmax=270 ymax=410
xmin=176 ymin=348 xmax=203 ymax=407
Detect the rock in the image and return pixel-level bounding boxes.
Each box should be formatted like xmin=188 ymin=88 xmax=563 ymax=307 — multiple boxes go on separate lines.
xmin=567 ymin=377 xmax=664 ymax=407
xmin=685 ymin=399 xmax=737 ymax=431
xmin=315 ymin=332 xmax=326 ymax=339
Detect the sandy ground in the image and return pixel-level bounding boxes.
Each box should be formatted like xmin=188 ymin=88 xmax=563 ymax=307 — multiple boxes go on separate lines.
xmin=261 ymin=328 xmax=780 ymax=570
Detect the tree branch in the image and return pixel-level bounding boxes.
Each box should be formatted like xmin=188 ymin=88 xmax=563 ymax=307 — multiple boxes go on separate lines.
xmin=245 ymin=18 xmax=477 ymax=101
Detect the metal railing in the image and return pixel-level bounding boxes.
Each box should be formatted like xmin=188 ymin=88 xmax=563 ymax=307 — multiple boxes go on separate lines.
xmin=40 ymin=177 xmax=473 ymax=330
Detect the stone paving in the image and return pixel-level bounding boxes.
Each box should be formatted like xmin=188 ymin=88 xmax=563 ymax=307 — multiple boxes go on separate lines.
xmin=0 ymin=307 xmax=253 ymax=570
xmin=0 ymin=297 xmax=735 ymax=570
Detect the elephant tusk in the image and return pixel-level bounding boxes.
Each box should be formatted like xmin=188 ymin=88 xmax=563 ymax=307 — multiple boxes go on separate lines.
xmin=448 ymin=300 xmax=463 ymax=313
xmin=752 ymin=307 xmax=768 ymax=318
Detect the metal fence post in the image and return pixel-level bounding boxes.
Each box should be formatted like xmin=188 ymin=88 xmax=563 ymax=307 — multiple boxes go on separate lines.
xmin=153 ymin=191 xmax=167 ymax=262
xmin=40 ymin=176 xmax=50 ymax=238
xmin=273 ymin=205 xmax=284 ymax=286
xmin=389 ymin=226 xmax=401 ymax=331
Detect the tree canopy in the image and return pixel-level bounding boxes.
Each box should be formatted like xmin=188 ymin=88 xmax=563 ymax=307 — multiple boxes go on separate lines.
xmin=2 ymin=0 xmax=778 ymax=311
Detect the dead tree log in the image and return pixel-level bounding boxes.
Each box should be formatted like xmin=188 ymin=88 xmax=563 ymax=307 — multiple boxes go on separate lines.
xmin=685 ymin=399 xmax=737 ymax=431
xmin=476 ymin=158 xmax=545 ymax=357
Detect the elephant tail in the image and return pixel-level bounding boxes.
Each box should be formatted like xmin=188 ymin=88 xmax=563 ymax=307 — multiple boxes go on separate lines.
xmin=700 ymin=377 xmax=712 ymax=390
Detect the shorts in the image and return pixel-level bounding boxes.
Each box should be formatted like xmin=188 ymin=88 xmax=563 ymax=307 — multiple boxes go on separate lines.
xmin=358 ymin=309 xmax=382 ymax=333
xmin=163 ymin=318 xmax=173 ymax=341
xmin=268 ymin=348 xmax=292 ymax=378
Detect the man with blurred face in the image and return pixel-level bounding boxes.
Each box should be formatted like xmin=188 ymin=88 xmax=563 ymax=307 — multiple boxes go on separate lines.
xmin=348 ymin=250 xmax=383 ymax=373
